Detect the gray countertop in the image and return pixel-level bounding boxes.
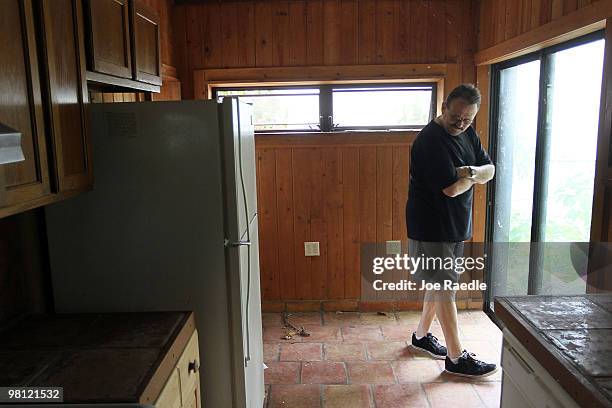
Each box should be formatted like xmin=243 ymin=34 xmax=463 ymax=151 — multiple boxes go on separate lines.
xmin=495 ymin=294 xmax=612 ymax=408
xmin=0 ymin=311 xmax=194 ymax=405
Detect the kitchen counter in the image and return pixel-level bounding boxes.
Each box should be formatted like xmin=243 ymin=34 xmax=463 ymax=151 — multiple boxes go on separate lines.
xmin=0 ymin=311 xmax=196 ymax=405
xmin=495 ymin=294 xmax=612 ymax=408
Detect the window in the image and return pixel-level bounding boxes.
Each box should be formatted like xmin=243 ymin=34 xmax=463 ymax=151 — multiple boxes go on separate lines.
xmin=485 ymin=31 xmax=605 ymax=306
xmin=216 ymin=87 xmax=320 ymax=131
xmin=214 ymin=83 xmax=436 ymax=132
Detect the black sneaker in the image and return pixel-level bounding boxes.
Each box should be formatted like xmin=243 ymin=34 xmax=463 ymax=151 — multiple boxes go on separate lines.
xmin=445 ymin=350 xmax=498 ymax=377
xmin=410 ymin=332 xmax=447 ymax=359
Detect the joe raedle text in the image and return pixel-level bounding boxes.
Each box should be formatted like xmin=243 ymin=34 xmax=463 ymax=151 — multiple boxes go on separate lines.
xmin=370 ymin=254 xmax=488 ymax=292
xmin=372 ymin=279 xmax=487 ymax=291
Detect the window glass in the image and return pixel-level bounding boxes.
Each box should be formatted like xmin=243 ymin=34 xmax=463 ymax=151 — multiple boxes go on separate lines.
xmin=332 ymin=86 xmax=433 ymax=128
xmin=543 ymin=39 xmax=604 ymax=243
xmin=217 ymin=88 xmax=320 ymax=131
xmin=490 ymin=59 xmax=541 ymax=299
xmin=215 ymin=84 xmax=435 ymax=131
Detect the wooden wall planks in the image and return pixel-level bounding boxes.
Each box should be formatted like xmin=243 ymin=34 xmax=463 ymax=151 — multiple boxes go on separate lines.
xmin=175 ymin=0 xmax=477 ymax=99
xmin=257 ymin=133 xmax=419 ymax=303
xmin=477 ymin=0 xmax=602 ymax=51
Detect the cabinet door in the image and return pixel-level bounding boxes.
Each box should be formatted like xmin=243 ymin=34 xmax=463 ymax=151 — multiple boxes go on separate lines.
xmin=177 ymin=330 xmax=200 ymax=406
xmin=0 ymin=0 xmax=50 ymax=207
xmin=39 ymin=0 xmax=93 ymax=192
xmin=84 ymin=0 xmax=132 ymax=79
xmin=131 ymin=0 xmax=162 ymax=85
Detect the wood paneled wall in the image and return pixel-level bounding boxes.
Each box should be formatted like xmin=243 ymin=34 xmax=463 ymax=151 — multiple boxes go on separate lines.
xmin=256 ymin=134 xmax=483 ymax=309
xmin=145 ymin=0 xmax=182 ymax=99
xmin=477 ymin=0 xmax=603 ymax=51
xmin=256 ymin=134 xmax=411 ymax=304
xmin=174 ymin=0 xmax=478 ymax=99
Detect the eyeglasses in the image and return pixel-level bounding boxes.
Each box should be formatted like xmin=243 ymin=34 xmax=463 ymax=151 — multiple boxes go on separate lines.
xmin=447 ymin=113 xmax=474 ymax=125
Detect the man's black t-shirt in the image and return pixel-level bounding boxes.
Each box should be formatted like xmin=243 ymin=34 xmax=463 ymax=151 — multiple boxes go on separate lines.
xmin=406 ymin=120 xmax=492 ymax=242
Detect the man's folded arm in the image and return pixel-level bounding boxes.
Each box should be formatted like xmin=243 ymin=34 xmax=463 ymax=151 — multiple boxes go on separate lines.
xmin=442 ymin=164 xmax=495 ymax=197
xmin=442 ymin=178 xmax=475 ymax=197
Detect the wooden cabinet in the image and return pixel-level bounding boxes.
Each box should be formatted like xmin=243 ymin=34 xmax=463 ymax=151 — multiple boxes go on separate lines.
xmin=39 ymin=0 xmax=93 ymax=192
xmin=0 ymin=0 xmax=94 ymax=217
xmin=131 ymin=1 xmax=162 ymax=85
xmin=155 ymin=330 xmax=201 ymax=408
xmin=83 ymin=0 xmax=162 ymax=89
xmin=83 ymin=0 xmax=132 ymax=79
xmin=0 ymin=0 xmax=164 ymax=218
xmin=0 ymin=0 xmax=51 ymax=207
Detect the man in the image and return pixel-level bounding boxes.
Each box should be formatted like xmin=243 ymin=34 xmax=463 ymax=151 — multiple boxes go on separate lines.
xmin=406 ymin=84 xmax=497 ymax=377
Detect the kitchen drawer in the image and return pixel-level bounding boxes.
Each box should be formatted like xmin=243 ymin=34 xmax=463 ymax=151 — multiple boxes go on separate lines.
xmin=177 ymin=330 xmax=200 ymax=406
xmin=155 ymin=367 xmax=181 ymax=408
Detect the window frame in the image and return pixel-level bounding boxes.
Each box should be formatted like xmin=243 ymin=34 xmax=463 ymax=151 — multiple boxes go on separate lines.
xmin=212 ymin=82 xmax=437 ymax=133
xmin=483 ymin=29 xmax=605 ymax=323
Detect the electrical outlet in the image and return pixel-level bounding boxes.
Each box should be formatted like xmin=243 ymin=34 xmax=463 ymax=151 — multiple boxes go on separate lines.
xmin=386 ymin=240 xmax=402 ymax=255
xmin=304 ymin=242 xmax=320 ymax=257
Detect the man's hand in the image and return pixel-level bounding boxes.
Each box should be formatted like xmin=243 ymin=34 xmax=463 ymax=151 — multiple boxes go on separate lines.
xmin=470 ymin=164 xmax=495 ymax=184
xmin=443 ymin=164 xmax=495 ymax=197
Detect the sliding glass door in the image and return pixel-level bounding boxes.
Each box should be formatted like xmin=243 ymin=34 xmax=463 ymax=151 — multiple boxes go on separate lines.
xmin=486 ymin=32 xmax=605 ymax=310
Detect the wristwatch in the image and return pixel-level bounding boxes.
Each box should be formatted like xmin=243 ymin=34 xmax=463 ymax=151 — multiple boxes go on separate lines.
xmin=467 ymin=166 xmax=476 ymax=178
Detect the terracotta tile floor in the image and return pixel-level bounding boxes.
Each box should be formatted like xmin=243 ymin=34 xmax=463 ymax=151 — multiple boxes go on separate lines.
xmin=263 ymin=310 xmax=502 ymax=408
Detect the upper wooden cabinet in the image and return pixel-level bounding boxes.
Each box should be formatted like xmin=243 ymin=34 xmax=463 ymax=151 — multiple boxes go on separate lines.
xmin=39 ymin=0 xmax=93 ymax=193
xmin=131 ymin=1 xmax=162 ymax=86
xmin=84 ymin=0 xmax=132 ymax=79
xmin=83 ymin=0 xmax=162 ymax=89
xmin=0 ymin=0 xmax=51 ymax=207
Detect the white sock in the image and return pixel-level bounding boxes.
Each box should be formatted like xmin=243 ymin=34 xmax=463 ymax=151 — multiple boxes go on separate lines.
xmin=449 ymin=353 xmax=462 ymax=363
xmin=414 ymin=331 xmax=425 ymax=340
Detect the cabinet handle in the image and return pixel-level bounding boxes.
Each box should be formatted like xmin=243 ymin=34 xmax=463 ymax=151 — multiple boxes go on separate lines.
xmin=188 ymin=359 xmax=200 ymax=374
xmin=508 ymin=346 xmax=534 ymax=374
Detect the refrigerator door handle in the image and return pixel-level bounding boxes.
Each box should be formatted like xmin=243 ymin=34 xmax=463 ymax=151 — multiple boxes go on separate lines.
xmin=223 ymin=239 xmax=251 ymax=247
xmin=231 ymin=240 xmax=252 ymax=247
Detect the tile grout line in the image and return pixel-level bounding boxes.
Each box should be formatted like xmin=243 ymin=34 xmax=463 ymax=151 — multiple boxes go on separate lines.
xmin=471 ymin=382 xmax=489 ymax=408
xmin=390 ymin=357 xmax=399 ymax=384
xmin=369 ymin=384 xmax=377 ymax=408
xmin=319 ymin=384 xmax=324 ymax=408
xmin=420 ymin=382 xmax=433 ymax=408
xmin=343 ymin=361 xmax=350 ymax=385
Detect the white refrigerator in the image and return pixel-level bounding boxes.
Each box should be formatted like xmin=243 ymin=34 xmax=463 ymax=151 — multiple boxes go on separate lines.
xmin=44 ymin=98 xmax=265 ymax=408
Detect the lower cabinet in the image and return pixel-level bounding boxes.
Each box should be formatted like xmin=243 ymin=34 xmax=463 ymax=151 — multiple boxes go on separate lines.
xmin=501 ymin=329 xmax=580 ymax=408
xmin=156 ymin=330 xmax=201 ymax=408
